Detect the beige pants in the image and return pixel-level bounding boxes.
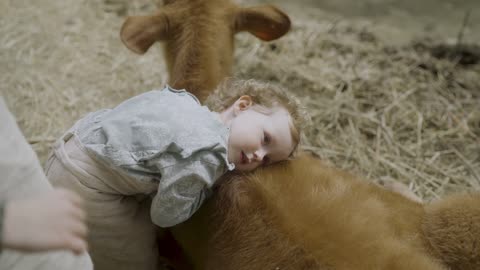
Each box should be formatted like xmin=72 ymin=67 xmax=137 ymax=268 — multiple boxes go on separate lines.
xmin=0 ymin=98 xmax=93 ymax=270
xmin=45 ymin=129 xmax=160 ymax=270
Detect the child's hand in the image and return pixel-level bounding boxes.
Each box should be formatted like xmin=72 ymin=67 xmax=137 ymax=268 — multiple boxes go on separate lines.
xmin=2 ymin=188 xmax=88 ymax=254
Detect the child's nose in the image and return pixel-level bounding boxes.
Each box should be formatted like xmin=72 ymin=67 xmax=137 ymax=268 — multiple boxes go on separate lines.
xmin=253 ymin=149 xmax=266 ymax=162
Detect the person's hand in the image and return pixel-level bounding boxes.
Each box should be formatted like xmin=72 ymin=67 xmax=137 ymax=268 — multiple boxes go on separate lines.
xmin=2 ymin=188 xmax=88 ymax=254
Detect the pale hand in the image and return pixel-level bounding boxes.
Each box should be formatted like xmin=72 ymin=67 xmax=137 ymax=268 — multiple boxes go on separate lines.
xmin=2 ymin=188 xmax=88 ymax=254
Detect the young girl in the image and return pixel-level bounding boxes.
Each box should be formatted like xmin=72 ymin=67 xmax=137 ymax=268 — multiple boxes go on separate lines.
xmin=44 ymin=79 xmax=309 ymax=270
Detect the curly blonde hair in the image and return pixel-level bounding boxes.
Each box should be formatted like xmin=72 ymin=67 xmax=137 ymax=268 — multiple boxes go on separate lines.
xmin=205 ymin=78 xmax=310 ymax=156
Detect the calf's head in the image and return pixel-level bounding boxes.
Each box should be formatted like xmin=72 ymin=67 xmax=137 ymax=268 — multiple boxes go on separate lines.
xmin=120 ymin=0 xmax=291 ymax=101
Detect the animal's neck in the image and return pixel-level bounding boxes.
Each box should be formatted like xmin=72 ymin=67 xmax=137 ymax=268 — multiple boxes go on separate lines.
xmin=168 ymin=45 xmax=223 ymax=100
xmin=165 ymin=1 xmax=233 ymax=100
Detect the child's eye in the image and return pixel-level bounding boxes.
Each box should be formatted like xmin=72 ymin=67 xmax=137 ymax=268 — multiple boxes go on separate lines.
xmin=263 ymin=132 xmax=271 ymax=145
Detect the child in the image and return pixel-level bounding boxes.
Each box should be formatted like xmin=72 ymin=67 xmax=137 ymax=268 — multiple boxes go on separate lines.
xmin=44 ymin=79 xmax=309 ymax=270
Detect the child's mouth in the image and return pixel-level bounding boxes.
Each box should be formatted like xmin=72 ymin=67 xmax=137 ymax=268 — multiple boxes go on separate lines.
xmin=241 ymin=151 xmax=248 ymax=164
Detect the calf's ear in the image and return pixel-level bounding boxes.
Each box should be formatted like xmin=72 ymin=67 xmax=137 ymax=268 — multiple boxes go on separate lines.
xmin=234 ymin=5 xmax=291 ymax=41
xmin=120 ymin=12 xmax=170 ymax=54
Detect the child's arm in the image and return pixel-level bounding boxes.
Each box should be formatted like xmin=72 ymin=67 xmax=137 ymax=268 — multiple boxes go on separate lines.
xmin=150 ymin=152 xmax=225 ymax=228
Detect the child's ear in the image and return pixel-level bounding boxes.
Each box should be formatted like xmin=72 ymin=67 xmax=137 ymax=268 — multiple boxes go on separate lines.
xmin=233 ymin=95 xmax=253 ymax=115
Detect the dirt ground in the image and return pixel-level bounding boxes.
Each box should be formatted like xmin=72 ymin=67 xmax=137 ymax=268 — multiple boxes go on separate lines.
xmin=1 ymin=0 xmax=479 ymax=201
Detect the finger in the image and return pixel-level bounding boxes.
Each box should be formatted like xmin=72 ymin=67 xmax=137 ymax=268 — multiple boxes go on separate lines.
xmin=65 ymin=236 xmax=88 ymax=255
xmin=69 ymin=205 xmax=87 ymax=221
xmin=56 ymin=188 xmax=84 ymax=208
xmin=70 ymin=220 xmax=88 ymax=239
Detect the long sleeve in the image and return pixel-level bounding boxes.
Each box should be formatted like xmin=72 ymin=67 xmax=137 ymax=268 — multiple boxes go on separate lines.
xmin=150 ymin=152 xmax=226 ymax=227
xmin=0 ymin=98 xmax=54 ymax=253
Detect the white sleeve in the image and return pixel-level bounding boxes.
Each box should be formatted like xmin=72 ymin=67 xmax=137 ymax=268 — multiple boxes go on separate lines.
xmin=150 ymin=152 xmax=225 ymax=227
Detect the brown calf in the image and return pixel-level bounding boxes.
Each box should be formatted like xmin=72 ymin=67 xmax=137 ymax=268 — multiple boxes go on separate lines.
xmin=120 ymin=0 xmax=291 ymax=101
xmin=172 ymin=154 xmax=480 ymax=269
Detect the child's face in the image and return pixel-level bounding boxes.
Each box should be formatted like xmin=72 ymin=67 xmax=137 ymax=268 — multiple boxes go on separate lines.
xmin=227 ymin=102 xmax=295 ymax=171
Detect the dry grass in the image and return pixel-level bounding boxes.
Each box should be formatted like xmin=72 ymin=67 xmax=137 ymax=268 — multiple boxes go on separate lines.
xmin=1 ymin=0 xmax=479 ymax=201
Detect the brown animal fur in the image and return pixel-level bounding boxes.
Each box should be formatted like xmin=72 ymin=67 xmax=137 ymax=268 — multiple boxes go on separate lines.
xmin=173 ymin=154 xmax=478 ymax=269
xmin=120 ymin=0 xmax=291 ymax=101
xmin=423 ymin=193 xmax=480 ymax=270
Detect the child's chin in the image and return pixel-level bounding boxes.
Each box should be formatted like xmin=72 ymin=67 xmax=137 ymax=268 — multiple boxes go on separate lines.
xmin=235 ymin=164 xmax=256 ymax=172
xmin=234 ymin=164 xmax=246 ymax=171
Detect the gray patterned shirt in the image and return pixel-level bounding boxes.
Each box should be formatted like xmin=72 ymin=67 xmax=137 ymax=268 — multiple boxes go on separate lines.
xmin=75 ymin=86 xmax=234 ymax=227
